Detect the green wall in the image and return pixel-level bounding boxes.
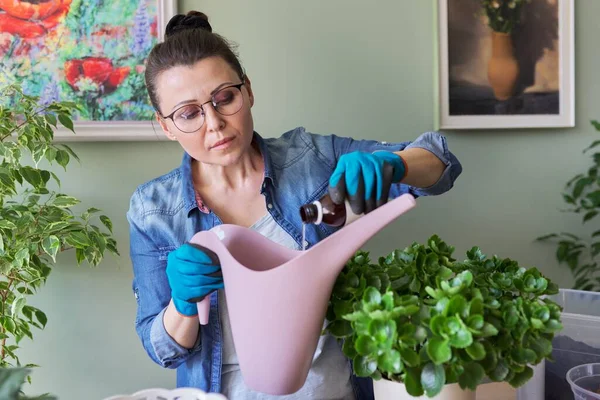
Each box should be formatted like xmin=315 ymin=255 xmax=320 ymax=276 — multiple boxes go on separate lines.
xmin=20 ymin=1 xmax=598 ymax=399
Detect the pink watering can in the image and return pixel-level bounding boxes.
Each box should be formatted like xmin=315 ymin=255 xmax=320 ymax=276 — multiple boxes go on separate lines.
xmin=189 ymin=193 xmax=417 ymax=395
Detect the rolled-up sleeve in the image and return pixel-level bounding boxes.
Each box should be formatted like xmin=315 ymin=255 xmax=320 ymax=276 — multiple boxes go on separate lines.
xmin=127 ymin=189 xmax=201 ymax=369
xmin=324 ymin=130 xmax=462 ymax=197
xmin=402 ymin=131 xmax=462 ymax=196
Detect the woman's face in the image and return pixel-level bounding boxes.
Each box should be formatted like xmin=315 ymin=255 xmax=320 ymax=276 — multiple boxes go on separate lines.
xmin=155 ymin=56 xmax=255 ymax=166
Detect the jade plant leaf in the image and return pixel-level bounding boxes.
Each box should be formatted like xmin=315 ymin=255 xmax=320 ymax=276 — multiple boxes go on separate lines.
xmin=421 ymin=362 xmax=445 ymax=397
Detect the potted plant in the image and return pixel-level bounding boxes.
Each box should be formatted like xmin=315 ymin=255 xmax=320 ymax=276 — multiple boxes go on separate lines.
xmin=0 ymin=83 xmax=119 ymax=393
xmin=325 ymin=235 xmax=562 ymax=399
xmin=537 ymin=120 xmax=600 ymax=292
xmin=479 ymin=0 xmax=527 ymax=100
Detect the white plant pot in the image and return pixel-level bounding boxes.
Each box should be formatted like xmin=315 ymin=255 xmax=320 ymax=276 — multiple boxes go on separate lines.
xmin=102 ymin=388 xmax=228 ymax=400
xmin=373 ymin=378 xmax=476 ymax=400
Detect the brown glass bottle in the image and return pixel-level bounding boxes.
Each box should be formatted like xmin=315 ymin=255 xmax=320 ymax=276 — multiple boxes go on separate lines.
xmin=299 ymin=194 xmax=361 ymax=227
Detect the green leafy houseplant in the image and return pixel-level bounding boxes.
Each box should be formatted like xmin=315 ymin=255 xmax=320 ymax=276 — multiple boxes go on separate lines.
xmin=537 ymin=120 xmax=600 ymax=292
xmin=0 ymin=84 xmax=119 ymax=379
xmin=325 ymin=235 xmax=562 ymax=398
xmin=479 ymin=0 xmax=527 ymax=34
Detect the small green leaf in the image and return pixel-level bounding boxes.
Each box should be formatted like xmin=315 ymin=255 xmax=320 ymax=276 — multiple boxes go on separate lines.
xmin=46 ymin=147 xmax=57 ymax=163
xmin=334 ymin=300 xmax=353 ymax=318
xmin=59 ymin=144 xmax=80 ymax=162
xmin=363 ymin=287 xmax=381 ymax=306
xmin=409 ymin=277 xmax=421 ymax=293
xmin=447 ymin=316 xmax=473 ymax=348
xmin=19 ymin=166 xmax=43 ymax=188
xmin=58 ymin=113 xmax=74 ymax=132
xmin=459 ymin=363 xmax=485 ymax=390
xmin=45 ymin=113 xmax=57 ymax=127
xmin=55 ymin=149 xmax=70 ymax=169
xmin=355 ymin=335 xmax=378 ymax=356
xmin=489 ymin=359 xmax=510 ymax=382
xmin=467 ymin=315 xmax=484 ymax=330
xmin=404 ymin=367 xmax=424 ymax=397
xmin=421 ymin=362 xmax=445 ymax=397
xmin=430 ymin=315 xmax=446 ymax=336
xmin=35 ymin=310 xmax=47 ymax=328
xmin=426 ymin=337 xmax=452 ymax=364
xmin=466 ymin=341 xmax=486 ymax=361
xmin=448 ymin=295 xmax=468 ymax=317
xmin=99 ymin=215 xmax=113 ymax=233
xmin=531 ymin=318 xmax=544 ymax=330
xmin=42 ymin=235 xmax=60 ymax=262
xmin=480 ymin=323 xmax=499 ymax=337
xmin=543 ymin=319 xmax=563 ymax=333
xmin=66 ymin=231 xmax=92 ymax=248
xmin=509 ymin=366 xmax=534 ymax=388
xmin=2 ymin=317 xmax=17 ymax=334
xmin=342 ymin=338 xmax=357 ymax=359
xmin=481 ymin=342 xmax=499 ymax=372
xmin=52 ymin=194 xmax=80 ymax=208
xmin=0 ymin=220 xmax=16 ymax=230
xmin=14 ymin=247 xmax=30 ymax=268
xmin=328 ymin=320 xmax=353 ymax=338
xmin=378 ymin=349 xmax=402 ymax=373
xmin=511 ymin=348 xmax=537 ymax=365
xmin=11 ymin=297 xmax=26 ymax=317
xmin=528 ymin=336 xmax=553 ymax=358
xmin=584 ymin=210 xmax=598 ymax=222
xmin=353 ymin=355 xmax=377 ymax=377
xmin=399 ymin=348 xmax=420 ymax=367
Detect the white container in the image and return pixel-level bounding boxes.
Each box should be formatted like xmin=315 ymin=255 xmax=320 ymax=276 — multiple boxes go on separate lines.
xmin=546 ymin=289 xmax=600 ymax=400
xmin=102 ymin=388 xmax=228 ymax=400
xmin=566 ymin=363 xmax=600 ymax=400
xmin=373 ymin=378 xmax=475 ymax=400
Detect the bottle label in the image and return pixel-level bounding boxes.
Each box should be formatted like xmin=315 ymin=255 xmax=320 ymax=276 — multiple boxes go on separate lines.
xmin=344 ymin=200 xmax=362 ymax=226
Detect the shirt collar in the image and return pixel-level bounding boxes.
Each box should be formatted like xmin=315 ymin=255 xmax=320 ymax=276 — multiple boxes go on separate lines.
xmin=181 ymin=131 xmax=276 ymax=215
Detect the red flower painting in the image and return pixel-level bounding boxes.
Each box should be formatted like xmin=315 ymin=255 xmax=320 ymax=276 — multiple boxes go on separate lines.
xmin=0 ymin=0 xmax=72 ymax=39
xmin=64 ymin=57 xmax=130 ymax=95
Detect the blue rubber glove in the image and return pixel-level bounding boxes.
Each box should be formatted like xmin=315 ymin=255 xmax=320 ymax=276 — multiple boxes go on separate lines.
xmin=328 ymin=151 xmax=406 ymax=215
xmin=166 ymin=243 xmax=224 ymax=317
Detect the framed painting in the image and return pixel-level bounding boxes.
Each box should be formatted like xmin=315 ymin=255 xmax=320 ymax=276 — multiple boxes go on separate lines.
xmin=436 ymin=0 xmax=575 ymax=130
xmin=0 ymin=0 xmax=177 ymax=141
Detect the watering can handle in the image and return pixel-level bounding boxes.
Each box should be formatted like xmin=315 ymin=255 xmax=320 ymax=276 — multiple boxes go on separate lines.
xmin=197 ymin=297 xmax=211 ymax=325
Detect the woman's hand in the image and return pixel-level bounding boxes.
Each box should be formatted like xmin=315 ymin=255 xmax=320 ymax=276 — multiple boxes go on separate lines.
xmin=166 ymin=243 xmax=224 ymax=317
xmin=328 ymin=151 xmax=406 ymax=215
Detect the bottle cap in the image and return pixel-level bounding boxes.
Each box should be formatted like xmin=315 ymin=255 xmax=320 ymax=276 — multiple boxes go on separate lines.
xmin=299 ymin=201 xmax=323 ymax=224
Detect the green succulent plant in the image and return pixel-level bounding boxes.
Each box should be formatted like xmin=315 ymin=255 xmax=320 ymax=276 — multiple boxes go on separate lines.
xmin=325 ymin=235 xmax=562 ymax=398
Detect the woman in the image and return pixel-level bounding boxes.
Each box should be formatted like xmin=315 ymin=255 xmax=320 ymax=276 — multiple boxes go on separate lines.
xmin=127 ymin=10 xmax=462 ymax=400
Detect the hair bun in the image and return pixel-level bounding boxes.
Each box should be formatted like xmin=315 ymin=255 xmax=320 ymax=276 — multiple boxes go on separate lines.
xmin=165 ymin=11 xmax=212 ymax=38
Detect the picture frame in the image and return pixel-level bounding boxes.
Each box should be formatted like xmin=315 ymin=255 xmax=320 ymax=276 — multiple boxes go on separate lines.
xmin=0 ymin=0 xmax=177 ymax=141
xmin=436 ymin=0 xmax=575 ymax=130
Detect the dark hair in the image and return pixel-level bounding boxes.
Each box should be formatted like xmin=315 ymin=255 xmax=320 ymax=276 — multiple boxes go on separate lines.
xmin=145 ymin=11 xmax=245 ymax=113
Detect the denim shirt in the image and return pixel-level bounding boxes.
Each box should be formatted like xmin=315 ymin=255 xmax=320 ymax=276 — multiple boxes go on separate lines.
xmin=127 ymin=126 xmax=462 ymax=399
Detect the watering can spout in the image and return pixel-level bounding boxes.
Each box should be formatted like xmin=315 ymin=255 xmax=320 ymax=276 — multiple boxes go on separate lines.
xmin=188 ymin=193 xmax=417 ymax=395
xmin=314 ymin=193 xmax=417 ymax=268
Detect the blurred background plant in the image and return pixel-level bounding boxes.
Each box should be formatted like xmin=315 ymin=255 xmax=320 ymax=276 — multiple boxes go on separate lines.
xmin=537 ymin=120 xmax=600 ymax=292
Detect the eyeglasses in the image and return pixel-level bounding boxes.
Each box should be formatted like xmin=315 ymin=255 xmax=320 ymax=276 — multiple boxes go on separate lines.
xmin=160 ymin=80 xmax=246 ymax=133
